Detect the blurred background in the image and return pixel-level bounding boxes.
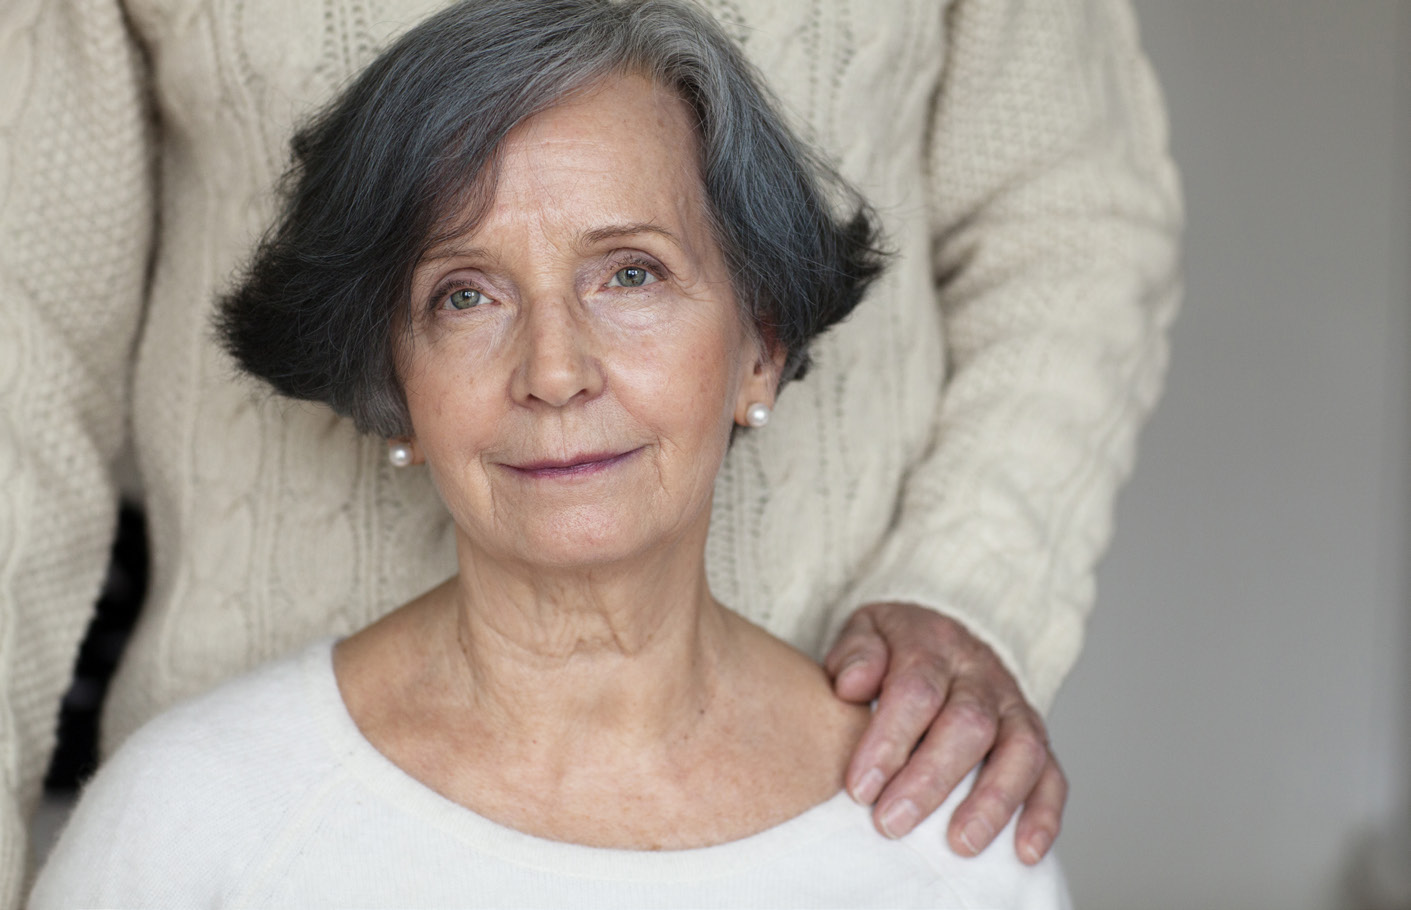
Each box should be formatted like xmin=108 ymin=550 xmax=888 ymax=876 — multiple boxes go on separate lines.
xmin=30 ymin=2 xmax=1411 ymax=908
xmin=1049 ymin=2 xmax=1411 ymax=909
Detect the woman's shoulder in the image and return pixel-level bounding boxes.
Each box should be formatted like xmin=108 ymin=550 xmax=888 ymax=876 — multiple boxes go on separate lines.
xmin=735 ymin=774 xmax=1070 ymax=910
xmin=888 ymin=772 xmax=1072 ymax=910
xmin=29 ymin=639 xmax=342 ymax=908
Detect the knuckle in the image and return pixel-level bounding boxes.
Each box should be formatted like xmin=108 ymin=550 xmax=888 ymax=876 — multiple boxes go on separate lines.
xmin=968 ymin=784 xmax=1015 ymax=819
xmin=945 ymin=700 xmax=998 ymax=743
xmin=1014 ymin=704 xmax=1047 ymax=734
xmin=887 ymin=670 xmax=947 ymax=714
xmin=1005 ymin=730 xmax=1050 ymax=769
xmin=1027 ymin=805 xmax=1064 ymax=837
xmin=896 ymin=652 xmax=950 ymax=688
xmin=871 ymin=734 xmax=916 ymax=771
xmin=834 ymin=627 xmax=875 ymax=654
xmin=914 ymin=606 xmax=958 ymax=635
xmin=898 ymin=764 xmax=943 ymax=798
xmin=858 ymin=638 xmax=890 ymax=662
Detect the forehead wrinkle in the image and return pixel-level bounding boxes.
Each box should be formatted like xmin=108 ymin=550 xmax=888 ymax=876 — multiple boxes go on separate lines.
xmin=577 ymin=222 xmax=684 ymax=253
xmin=423 ymin=77 xmax=713 ymax=282
xmin=418 ymin=240 xmax=504 ymax=269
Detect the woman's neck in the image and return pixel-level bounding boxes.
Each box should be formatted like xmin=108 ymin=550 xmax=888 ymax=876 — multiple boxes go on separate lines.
xmin=334 ymin=531 xmax=870 ymax=849
xmin=436 ymin=542 xmax=738 ymax=752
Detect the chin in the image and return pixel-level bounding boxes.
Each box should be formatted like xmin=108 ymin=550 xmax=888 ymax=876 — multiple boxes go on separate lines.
xmin=487 ymin=509 xmax=673 ymax=571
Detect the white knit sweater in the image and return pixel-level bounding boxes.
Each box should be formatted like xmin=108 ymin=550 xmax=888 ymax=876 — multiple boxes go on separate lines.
xmin=0 ymin=0 xmax=1180 ymax=904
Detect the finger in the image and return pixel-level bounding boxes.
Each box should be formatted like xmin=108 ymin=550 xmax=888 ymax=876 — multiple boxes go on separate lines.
xmin=1014 ymin=755 xmax=1067 ymax=865
xmin=867 ymin=678 xmax=998 ymax=838
xmin=852 ymin=660 xmax=976 ymax=823
xmin=845 ymin=655 xmax=953 ymax=807
xmin=823 ymin=610 xmax=889 ymax=703
xmin=944 ymin=710 xmax=1049 ymax=856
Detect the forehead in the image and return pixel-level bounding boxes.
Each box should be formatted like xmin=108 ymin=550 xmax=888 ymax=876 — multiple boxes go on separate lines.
xmin=468 ymin=74 xmax=710 ymax=246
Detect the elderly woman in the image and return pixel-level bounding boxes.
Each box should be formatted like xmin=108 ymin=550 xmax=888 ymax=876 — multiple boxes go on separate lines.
xmin=31 ymin=1 xmax=1069 ymax=906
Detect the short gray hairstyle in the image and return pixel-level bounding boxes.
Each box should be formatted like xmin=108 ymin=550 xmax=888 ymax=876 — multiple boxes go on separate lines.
xmin=218 ymin=0 xmax=885 ymax=437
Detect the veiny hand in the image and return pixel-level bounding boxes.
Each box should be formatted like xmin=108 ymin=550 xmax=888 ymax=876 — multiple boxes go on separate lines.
xmin=823 ymin=602 xmax=1066 ymax=864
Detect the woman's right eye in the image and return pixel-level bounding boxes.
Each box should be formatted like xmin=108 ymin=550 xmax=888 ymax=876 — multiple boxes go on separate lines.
xmin=442 ymin=287 xmax=488 ymax=310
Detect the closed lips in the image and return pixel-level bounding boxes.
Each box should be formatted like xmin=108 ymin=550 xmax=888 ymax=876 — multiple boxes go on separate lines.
xmin=504 ymin=449 xmax=639 ymax=476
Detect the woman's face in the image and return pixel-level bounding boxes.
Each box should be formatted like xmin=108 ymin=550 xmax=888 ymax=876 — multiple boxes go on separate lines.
xmin=401 ymin=74 xmax=779 ymax=571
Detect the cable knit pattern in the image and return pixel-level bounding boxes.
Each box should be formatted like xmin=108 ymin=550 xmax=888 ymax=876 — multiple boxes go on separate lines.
xmin=0 ymin=0 xmax=1180 ymax=903
xmin=837 ymin=0 xmax=1182 ymax=704
xmin=0 ymin=2 xmax=155 ymax=904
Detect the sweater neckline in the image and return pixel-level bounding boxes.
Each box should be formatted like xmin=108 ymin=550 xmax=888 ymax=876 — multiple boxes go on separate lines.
xmin=299 ymin=637 xmax=867 ymax=881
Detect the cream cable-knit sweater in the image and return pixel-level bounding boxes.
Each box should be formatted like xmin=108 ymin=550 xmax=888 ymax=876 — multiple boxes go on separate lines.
xmin=0 ymin=0 xmax=1180 ymax=902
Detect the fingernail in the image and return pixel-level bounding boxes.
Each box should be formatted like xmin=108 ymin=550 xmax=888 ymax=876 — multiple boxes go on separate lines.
xmin=1020 ymin=830 xmax=1052 ymax=864
xmin=850 ymin=768 xmax=885 ymax=805
xmin=959 ymin=818 xmax=994 ymax=855
xmin=879 ymin=799 xmax=919 ymax=838
xmin=836 ymin=659 xmax=866 ymax=689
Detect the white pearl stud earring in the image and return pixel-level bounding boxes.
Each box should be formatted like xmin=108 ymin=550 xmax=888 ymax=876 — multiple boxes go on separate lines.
xmin=745 ymin=402 xmax=772 ymax=428
xmin=388 ymin=442 xmax=414 ymax=468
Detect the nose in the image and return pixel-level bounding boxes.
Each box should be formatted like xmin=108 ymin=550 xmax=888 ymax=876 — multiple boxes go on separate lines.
xmin=511 ymin=294 xmax=603 ymax=408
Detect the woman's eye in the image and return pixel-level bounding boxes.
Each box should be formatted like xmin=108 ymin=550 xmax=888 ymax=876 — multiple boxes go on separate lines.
xmin=443 ymin=287 xmax=487 ymax=310
xmin=608 ymin=266 xmax=656 ymax=288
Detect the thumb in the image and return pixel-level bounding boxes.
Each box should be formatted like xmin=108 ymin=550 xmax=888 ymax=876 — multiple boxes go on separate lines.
xmin=824 ymin=608 xmax=889 ymax=702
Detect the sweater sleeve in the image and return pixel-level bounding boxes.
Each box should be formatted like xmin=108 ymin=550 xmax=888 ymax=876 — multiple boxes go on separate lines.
xmin=0 ymin=0 xmax=155 ymax=902
xmin=837 ymin=0 xmax=1182 ymax=713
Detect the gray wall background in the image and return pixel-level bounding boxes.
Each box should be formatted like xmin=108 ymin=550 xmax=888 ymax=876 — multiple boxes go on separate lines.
xmin=1048 ymin=2 xmax=1411 ymax=908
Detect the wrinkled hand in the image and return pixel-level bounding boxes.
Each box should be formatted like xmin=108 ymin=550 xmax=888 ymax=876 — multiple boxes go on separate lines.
xmin=823 ymin=603 xmax=1065 ymax=864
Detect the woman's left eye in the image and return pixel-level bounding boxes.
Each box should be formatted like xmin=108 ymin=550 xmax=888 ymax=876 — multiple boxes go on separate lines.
xmin=443 ymin=287 xmax=488 ymax=310
xmin=608 ymin=266 xmax=657 ymax=288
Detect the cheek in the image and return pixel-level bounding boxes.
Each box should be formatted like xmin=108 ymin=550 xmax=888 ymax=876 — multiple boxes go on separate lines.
xmin=405 ymin=367 xmax=504 ymax=531
xmin=603 ymin=307 xmax=749 ymax=437
xmin=401 ymin=332 xmax=504 ymax=451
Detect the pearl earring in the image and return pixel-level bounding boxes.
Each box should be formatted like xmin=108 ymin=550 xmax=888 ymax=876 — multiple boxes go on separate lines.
xmin=388 ymin=442 xmax=414 ymax=468
xmin=745 ymin=402 xmax=772 ymax=428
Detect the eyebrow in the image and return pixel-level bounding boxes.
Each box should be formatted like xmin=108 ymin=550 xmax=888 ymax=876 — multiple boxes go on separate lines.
xmin=580 ymin=222 xmax=683 ymax=250
xmin=419 ymin=221 xmax=683 ymax=270
xmin=417 ymin=242 xmax=500 ymax=269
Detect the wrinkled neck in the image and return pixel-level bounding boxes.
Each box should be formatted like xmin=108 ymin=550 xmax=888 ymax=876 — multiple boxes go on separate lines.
xmin=436 ymin=519 xmax=738 ymax=750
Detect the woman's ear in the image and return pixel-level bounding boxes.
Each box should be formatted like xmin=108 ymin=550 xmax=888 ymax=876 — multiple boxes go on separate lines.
xmin=734 ymin=337 xmax=787 ymax=427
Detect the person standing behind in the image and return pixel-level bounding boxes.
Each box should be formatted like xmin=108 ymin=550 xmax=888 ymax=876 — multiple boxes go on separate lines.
xmin=0 ymin=0 xmax=1180 ymax=903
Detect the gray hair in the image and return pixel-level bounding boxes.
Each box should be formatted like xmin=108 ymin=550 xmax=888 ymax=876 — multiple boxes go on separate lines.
xmin=218 ymin=0 xmax=885 ymax=437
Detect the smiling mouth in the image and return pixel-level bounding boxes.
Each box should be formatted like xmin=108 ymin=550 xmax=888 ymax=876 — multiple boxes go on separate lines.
xmin=504 ymin=449 xmax=640 ymax=479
